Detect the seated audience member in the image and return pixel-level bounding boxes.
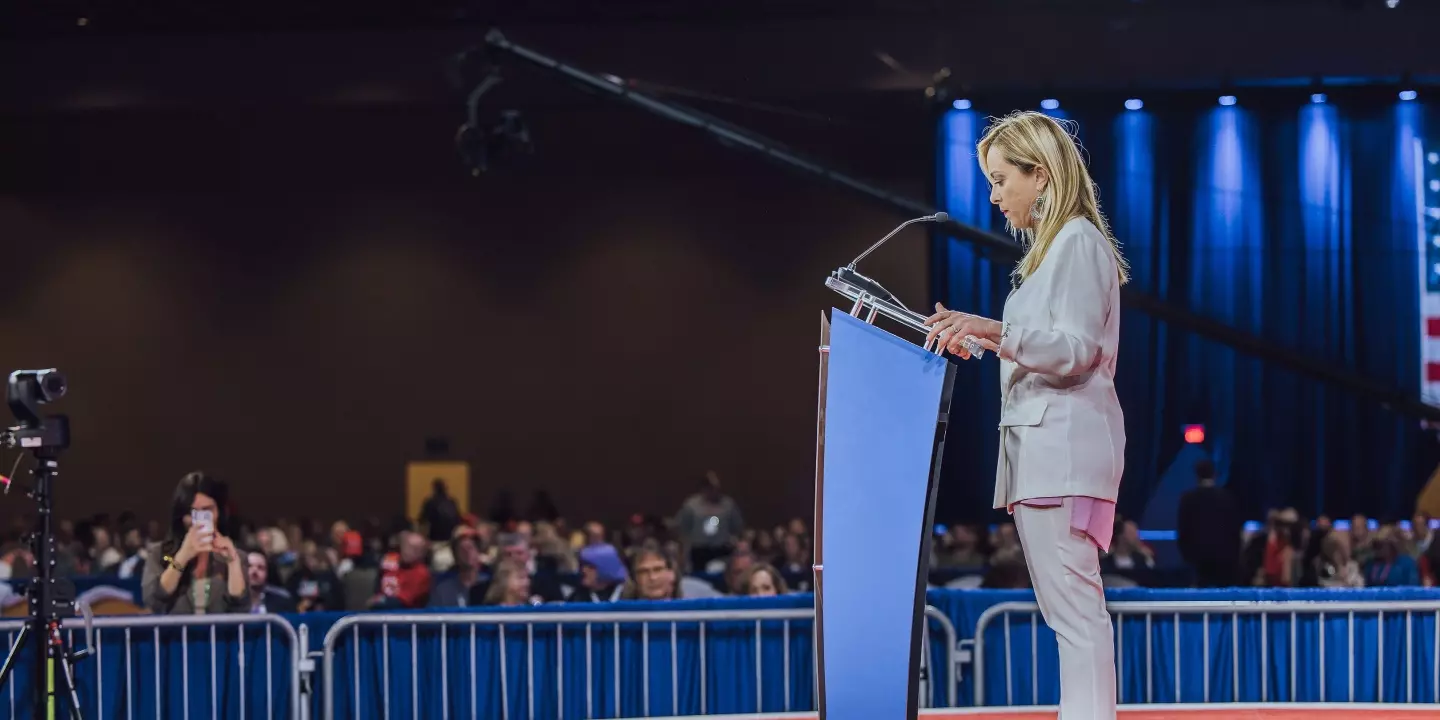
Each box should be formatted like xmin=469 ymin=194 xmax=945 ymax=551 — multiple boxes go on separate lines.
xmin=739 ymin=562 xmax=788 ymax=597
xmin=1258 ymin=509 xmax=1305 ymax=587
xmin=1350 ymin=514 xmax=1375 ymax=567
xmin=430 ymin=528 xmax=484 ymax=608
xmin=1240 ymin=510 xmax=1275 ymax=586
xmin=567 ymin=544 xmax=627 ymax=603
xmin=933 ymin=525 xmax=988 ymax=570
xmin=621 ymin=546 xmax=682 ymax=601
xmin=245 ymin=550 xmax=295 ymax=613
xmin=1412 ymin=512 xmax=1434 ymax=557
xmin=989 ymin=524 xmax=1023 ymax=566
xmin=1315 ymin=532 xmax=1364 ymax=589
xmin=288 ymin=541 xmax=344 ymax=612
xmin=371 ymin=531 xmax=432 ymax=609
xmin=255 ymin=526 xmax=293 ymax=586
xmin=1102 ymin=520 xmax=1156 ymax=573
xmin=78 ymin=522 xmax=125 ymax=576
xmin=533 ymin=521 xmax=578 ymax=574
xmin=335 ymin=529 xmax=366 ymax=578
xmin=679 ymin=575 xmax=725 ymax=599
xmin=1364 ymin=526 xmax=1420 ymax=587
xmin=579 ymin=521 xmax=606 ymax=548
xmin=752 ymin=530 xmax=778 ymax=565
xmin=982 ymin=558 xmax=1031 ymax=589
xmin=1299 ymin=526 xmax=1330 ymax=587
xmin=475 ymin=533 xmax=564 ymax=603
xmin=482 ymin=559 xmax=539 ymax=606
xmin=60 ymin=538 xmax=92 ymax=577
xmin=339 ymin=530 xmax=380 ymax=611
xmin=724 ymin=551 xmax=757 ymax=595
xmin=773 ymin=533 xmax=813 ymax=592
xmin=116 ymin=525 xmax=147 ymax=579
xmin=0 ymin=546 xmax=32 ymax=581
xmin=326 ymin=520 xmax=350 ymax=567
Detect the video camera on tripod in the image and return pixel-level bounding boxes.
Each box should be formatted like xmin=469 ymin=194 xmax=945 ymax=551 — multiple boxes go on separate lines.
xmin=4 ymin=369 xmax=69 ymax=454
xmin=0 ymin=368 xmax=93 ymax=720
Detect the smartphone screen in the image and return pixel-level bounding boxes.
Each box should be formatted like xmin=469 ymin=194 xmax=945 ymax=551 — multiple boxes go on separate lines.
xmin=191 ymin=509 xmax=214 ymax=536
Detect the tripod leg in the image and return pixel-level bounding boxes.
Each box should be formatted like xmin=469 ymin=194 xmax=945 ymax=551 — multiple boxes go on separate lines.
xmin=56 ymin=652 xmax=82 ymax=720
xmin=0 ymin=624 xmax=29 ymax=692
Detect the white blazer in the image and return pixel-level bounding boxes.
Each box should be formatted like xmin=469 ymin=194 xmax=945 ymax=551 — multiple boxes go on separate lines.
xmin=992 ymin=217 xmax=1125 ymax=509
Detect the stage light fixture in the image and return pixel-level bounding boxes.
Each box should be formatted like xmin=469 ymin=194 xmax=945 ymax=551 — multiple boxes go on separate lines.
xmin=1400 ymin=90 xmax=1419 ymax=101
xmin=1311 ymin=93 xmax=1327 ymax=104
xmin=1124 ymin=98 xmax=1143 ymax=111
xmin=952 ymin=99 xmax=972 ymax=110
xmin=1040 ymin=98 xmax=1059 ymax=110
xmin=1386 ymin=0 xmax=1400 ymax=8
xmin=1218 ymin=95 xmax=1237 ymax=106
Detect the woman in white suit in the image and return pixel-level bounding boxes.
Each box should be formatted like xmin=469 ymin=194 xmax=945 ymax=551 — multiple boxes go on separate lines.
xmin=927 ymin=110 xmax=1130 ymax=719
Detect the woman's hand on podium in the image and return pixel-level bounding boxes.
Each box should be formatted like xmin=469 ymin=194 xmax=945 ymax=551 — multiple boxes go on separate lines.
xmin=925 ymin=303 xmax=1001 ymax=360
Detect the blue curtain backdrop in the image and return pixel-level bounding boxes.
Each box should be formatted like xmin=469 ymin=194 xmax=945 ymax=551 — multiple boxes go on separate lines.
xmin=932 ymin=100 xmax=1435 ymax=523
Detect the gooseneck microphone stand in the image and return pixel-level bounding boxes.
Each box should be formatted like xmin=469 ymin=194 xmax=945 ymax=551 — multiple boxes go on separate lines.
xmin=824 ymin=212 xmax=990 ymax=358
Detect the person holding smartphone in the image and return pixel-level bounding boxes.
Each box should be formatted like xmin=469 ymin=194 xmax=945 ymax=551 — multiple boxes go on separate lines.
xmin=142 ymin=472 xmax=248 ymax=614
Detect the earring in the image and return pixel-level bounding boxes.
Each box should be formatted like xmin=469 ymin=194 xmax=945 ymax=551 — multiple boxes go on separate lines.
xmin=1030 ymin=190 xmax=1047 ymax=222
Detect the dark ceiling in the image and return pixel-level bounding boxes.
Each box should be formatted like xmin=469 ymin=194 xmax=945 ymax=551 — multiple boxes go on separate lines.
xmin=0 ymin=0 xmax=1434 ymax=115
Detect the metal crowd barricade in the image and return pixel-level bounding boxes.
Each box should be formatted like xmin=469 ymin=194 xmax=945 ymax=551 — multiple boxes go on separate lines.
xmin=0 ymin=613 xmax=302 ymax=720
xmin=918 ymin=606 xmax=959 ymax=709
xmin=971 ymin=600 xmax=1440 ymax=707
xmin=321 ymin=605 xmax=958 ymax=720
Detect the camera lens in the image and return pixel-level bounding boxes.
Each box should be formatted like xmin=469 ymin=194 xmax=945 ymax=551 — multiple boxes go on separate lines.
xmin=37 ymin=371 xmax=66 ymax=402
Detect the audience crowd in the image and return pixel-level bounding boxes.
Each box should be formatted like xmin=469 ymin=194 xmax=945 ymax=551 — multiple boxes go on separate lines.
xmin=0 ymin=462 xmax=1434 ymax=615
xmin=0 ymin=471 xmax=815 ymax=614
xmin=936 ymin=459 xmax=1440 ymax=591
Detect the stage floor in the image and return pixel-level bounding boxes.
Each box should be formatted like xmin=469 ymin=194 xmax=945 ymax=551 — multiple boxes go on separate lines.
xmin=650 ymin=705 xmax=1440 ymax=720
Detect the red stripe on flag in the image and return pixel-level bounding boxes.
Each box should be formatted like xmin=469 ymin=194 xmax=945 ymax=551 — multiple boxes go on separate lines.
xmin=1428 ymin=362 xmax=1440 ymax=382
xmin=1428 ymin=318 xmax=1440 ymax=337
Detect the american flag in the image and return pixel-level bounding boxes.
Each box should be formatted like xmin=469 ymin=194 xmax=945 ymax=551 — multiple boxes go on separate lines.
xmin=1423 ymin=144 xmax=1440 ymax=405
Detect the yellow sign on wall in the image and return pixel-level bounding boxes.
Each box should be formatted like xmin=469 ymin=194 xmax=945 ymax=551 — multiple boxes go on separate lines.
xmin=406 ymin=461 xmax=470 ymax=525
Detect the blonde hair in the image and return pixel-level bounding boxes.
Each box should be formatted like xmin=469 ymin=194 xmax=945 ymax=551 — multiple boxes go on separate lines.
xmin=482 ymin=559 xmax=529 ymax=605
xmin=976 ymin=111 xmax=1130 ymax=286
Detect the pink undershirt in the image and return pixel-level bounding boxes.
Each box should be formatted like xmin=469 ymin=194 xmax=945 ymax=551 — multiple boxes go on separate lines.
xmin=1010 ymin=497 xmax=1115 ymax=552
xmin=994 ymin=321 xmax=1116 ymax=552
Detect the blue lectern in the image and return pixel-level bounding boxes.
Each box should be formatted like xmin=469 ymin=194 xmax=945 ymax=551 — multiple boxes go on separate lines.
xmin=814 ymin=273 xmax=957 ymax=720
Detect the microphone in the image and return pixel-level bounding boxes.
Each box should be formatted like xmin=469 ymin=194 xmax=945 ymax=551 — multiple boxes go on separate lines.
xmin=845 ymin=212 xmax=949 ymax=270
xmin=835 ymin=212 xmax=949 ymax=310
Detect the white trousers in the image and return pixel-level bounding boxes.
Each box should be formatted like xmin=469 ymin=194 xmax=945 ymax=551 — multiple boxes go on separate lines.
xmin=1013 ymin=500 xmax=1117 ymax=720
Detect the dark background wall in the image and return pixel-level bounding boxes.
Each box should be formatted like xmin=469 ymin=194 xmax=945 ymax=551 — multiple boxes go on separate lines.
xmin=4 ymin=0 xmax=1434 ymax=528
xmin=0 ymin=97 xmax=932 ymax=526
